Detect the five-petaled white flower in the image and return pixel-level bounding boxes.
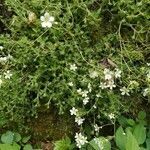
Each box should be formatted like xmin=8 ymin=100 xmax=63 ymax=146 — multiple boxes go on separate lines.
xmin=75 ymin=117 xmax=85 ymax=125
xmin=115 ymin=68 xmax=121 ymax=78
xmin=4 ymin=70 xmax=12 ymax=79
xmin=99 ymin=82 xmax=107 ymax=89
xmin=75 ymin=133 xmax=88 ymax=148
xmin=108 ymin=113 xmax=115 ymax=119
xmin=89 ymin=70 xmax=98 ymax=79
xmin=81 ymin=90 xmax=88 ymax=98
xmin=40 ymin=12 xmax=55 ymax=28
xmin=70 ymin=64 xmax=77 ymax=71
xmin=70 ymin=107 xmax=78 ymax=116
xmin=120 ymin=87 xmax=130 ymax=96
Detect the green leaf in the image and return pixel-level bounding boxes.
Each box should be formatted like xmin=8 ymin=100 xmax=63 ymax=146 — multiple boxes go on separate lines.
xmin=146 ymin=138 xmax=150 ymax=150
xmin=89 ymin=137 xmax=111 ymax=150
xmin=0 ymin=143 xmax=20 ymax=150
xmin=14 ymin=133 xmax=21 ymax=142
xmin=127 ymin=119 xmax=135 ymax=126
xmin=22 ymin=136 xmax=31 ymax=143
xmin=115 ymin=126 xmax=126 ymax=150
xmin=133 ymin=124 xmax=146 ymax=145
xmin=138 ymin=111 xmax=146 ymax=120
xmin=126 ymin=130 xmax=140 ymax=150
xmin=23 ymin=144 xmax=33 ymax=150
xmin=1 ymin=131 xmax=14 ymax=144
xmin=54 ymin=137 xmax=74 ymax=150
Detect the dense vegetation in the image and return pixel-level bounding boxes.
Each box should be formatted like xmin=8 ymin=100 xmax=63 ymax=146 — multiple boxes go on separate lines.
xmin=0 ymin=0 xmax=149 ymax=149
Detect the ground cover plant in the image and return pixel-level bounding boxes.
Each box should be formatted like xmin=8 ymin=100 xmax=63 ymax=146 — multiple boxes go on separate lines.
xmin=0 ymin=0 xmax=150 ymax=149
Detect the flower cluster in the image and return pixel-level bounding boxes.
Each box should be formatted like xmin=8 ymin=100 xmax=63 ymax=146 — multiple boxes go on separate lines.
xmin=99 ymin=68 xmax=121 ymax=90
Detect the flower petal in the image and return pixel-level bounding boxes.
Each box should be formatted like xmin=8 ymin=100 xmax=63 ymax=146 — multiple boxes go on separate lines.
xmin=40 ymin=16 xmax=45 ymax=21
xmin=49 ymin=16 xmax=54 ymax=22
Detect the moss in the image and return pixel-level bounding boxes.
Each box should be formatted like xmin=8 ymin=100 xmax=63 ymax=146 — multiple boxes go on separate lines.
xmin=28 ymin=106 xmax=76 ymax=142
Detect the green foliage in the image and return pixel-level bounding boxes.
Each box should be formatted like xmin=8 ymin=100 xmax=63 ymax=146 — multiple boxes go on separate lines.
xmin=115 ymin=111 xmax=149 ymax=150
xmin=54 ymin=137 xmax=75 ymax=150
xmin=89 ymin=137 xmax=111 ymax=150
xmin=0 ymin=131 xmax=32 ymax=150
xmin=0 ymin=0 xmax=150 ymax=149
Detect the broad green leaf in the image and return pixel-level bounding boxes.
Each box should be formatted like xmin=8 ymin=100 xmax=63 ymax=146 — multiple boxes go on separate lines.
xmin=1 ymin=131 xmax=14 ymax=144
xmin=133 ymin=124 xmax=146 ymax=145
xmin=0 ymin=143 xmax=20 ymax=150
xmin=89 ymin=137 xmax=111 ymax=150
xmin=138 ymin=111 xmax=146 ymax=120
xmin=126 ymin=130 xmax=140 ymax=150
xmin=22 ymin=136 xmax=31 ymax=143
xmin=14 ymin=133 xmax=21 ymax=142
xmin=115 ymin=126 xmax=126 ymax=150
xmin=23 ymin=144 xmax=33 ymax=150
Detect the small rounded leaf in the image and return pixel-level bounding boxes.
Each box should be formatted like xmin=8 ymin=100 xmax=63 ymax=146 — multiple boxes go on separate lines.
xmin=1 ymin=131 xmax=14 ymax=144
xmin=23 ymin=144 xmax=33 ymax=150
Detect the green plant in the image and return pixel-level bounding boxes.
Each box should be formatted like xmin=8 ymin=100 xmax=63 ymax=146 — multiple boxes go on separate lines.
xmin=115 ymin=111 xmax=149 ymax=150
xmin=0 ymin=0 xmax=149 ymax=148
xmin=54 ymin=137 xmax=75 ymax=150
xmin=0 ymin=131 xmax=32 ymax=150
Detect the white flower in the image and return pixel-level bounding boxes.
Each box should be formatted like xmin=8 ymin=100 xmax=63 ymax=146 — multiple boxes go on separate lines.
xmin=99 ymin=82 xmax=107 ymax=89
xmin=104 ymin=68 xmax=113 ymax=80
xmin=70 ymin=107 xmax=78 ymax=116
xmin=0 ymin=57 xmax=7 ymax=63
xmin=68 ymin=82 xmax=73 ymax=87
xmin=77 ymin=88 xmax=82 ymax=95
xmin=0 ymin=46 xmax=3 ymax=50
xmin=88 ymin=83 xmax=92 ymax=92
xmin=108 ymin=113 xmax=115 ymax=119
xmin=70 ymin=64 xmax=77 ymax=71
xmin=143 ymin=88 xmax=149 ymax=97
xmin=81 ymin=90 xmax=89 ymax=98
xmin=115 ymin=68 xmax=121 ymax=78
xmin=40 ymin=12 xmax=55 ymax=28
xmin=75 ymin=133 xmax=88 ymax=148
xmin=94 ymin=124 xmax=100 ymax=132
xmin=147 ymin=71 xmax=150 ymax=79
xmin=4 ymin=70 xmax=12 ymax=79
xmin=89 ymin=70 xmax=98 ymax=79
xmin=106 ymin=80 xmax=116 ymax=90
xmin=75 ymin=117 xmax=85 ymax=125
xmin=120 ymin=87 xmax=130 ymax=96
xmin=147 ymin=63 xmax=150 ymax=66
xmin=83 ymin=97 xmax=89 ymax=105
